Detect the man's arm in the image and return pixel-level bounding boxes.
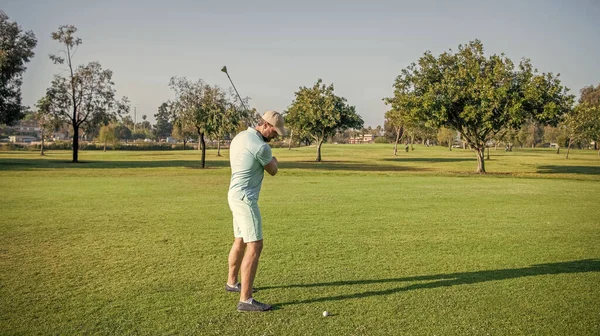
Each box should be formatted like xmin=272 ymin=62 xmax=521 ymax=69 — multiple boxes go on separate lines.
xmin=264 ymin=157 xmax=278 ymax=176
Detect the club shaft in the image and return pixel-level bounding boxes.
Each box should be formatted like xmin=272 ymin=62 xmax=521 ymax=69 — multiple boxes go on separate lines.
xmin=225 ymin=72 xmax=250 ymax=113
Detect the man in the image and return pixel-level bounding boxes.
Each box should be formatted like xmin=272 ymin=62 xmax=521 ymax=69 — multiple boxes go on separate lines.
xmin=225 ymin=110 xmax=285 ymax=312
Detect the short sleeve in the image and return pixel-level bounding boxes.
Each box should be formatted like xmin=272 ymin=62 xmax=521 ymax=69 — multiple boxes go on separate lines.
xmin=255 ymin=144 xmax=273 ymax=167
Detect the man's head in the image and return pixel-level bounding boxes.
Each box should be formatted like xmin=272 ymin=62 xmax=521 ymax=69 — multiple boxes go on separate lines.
xmin=256 ymin=110 xmax=285 ymax=142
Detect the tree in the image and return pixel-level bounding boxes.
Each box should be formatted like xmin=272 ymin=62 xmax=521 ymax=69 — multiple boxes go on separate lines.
xmin=387 ymin=40 xmax=573 ymax=173
xmin=122 ymin=115 xmax=134 ymax=130
xmin=0 ymin=10 xmax=37 ymax=125
xmin=543 ymin=125 xmax=565 ymax=154
xmin=437 ymin=127 xmax=456 ymax=150
xmin=98 ymin=123 xmax=116 ymax=151
xmin=34 ymin=96 xmax=60 ymax=155
xmin=384 ymin=107 xmax=406 ymax=155
xmin=285 ymin=79 xmax=363 ymax=162
xmin=42 ymin=25 xmax=129 ymax=162
xmin=154 ymin=102 xmax=173 ymax=139
xmin=517 ymin=120 xmax=544 ymax=148
xmin=576 ymin=84 xmax=600 ymax=153
xmin=171 ymin=118 xmax=195 ymax=150
xmin=211 ymin=95 xmax=252 ymax=157
xmin=413 ymin=121 xmax=437 ymax=147
xmin=564 ymin=102 xmax=600 ymax=158
xmin=169 ymin=77 xmax=231 ymax=167
xmin=114 ymin=123 xmax=132 ymax=144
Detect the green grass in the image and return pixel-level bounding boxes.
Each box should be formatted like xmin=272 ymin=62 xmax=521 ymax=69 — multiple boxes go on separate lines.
xmin=1 ymin=144 xmax=599 ymax=335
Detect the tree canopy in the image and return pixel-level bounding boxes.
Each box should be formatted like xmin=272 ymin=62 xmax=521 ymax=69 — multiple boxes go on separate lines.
xmin=285 ymin=79 xmax=364 ymax=162
xmin=386 ymin=40 xmax=573 ymax=173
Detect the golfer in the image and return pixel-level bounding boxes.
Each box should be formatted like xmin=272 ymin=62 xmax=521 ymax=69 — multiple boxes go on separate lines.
xmin=225 ymin=110 xmax=285 ymax=312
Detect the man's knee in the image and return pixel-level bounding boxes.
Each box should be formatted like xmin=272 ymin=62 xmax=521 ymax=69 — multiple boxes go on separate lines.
xmin=246 ymin=240 xmax=263 ymax=255
xmin=233 ymin=238 xmax=246 ymax=248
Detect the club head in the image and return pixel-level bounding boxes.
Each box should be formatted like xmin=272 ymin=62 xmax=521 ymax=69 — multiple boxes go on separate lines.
xmin=221 ymin=66 xmax=228 ymax=74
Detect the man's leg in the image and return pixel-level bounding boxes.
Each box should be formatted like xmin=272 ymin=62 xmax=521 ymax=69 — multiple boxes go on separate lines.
xmin=239 ymin=240 xmax=263 ymax=302
xmin=228 ymin=238 xmax=246 ymax=285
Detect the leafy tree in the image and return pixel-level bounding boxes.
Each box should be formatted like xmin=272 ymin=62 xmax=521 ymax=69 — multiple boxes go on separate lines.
xmin=387 ymin=40 xmax=573 ymax=173
xmin=171 ymin=117 xmax=195 ymax=150
xmin=42 ymin=25 xmax=129 ymax=162
xmin=98 ymin=123 xmax=116 ymax=151
xmin=0 ymin=11 xmax=37 ymax=126
xmin=208 ymin=89 xmax=254 ymax=156
xmin=383 ymin=107 xmax=406 ymax=155
xmin=576 ymin=84 xmax=600 ymax=153
xmin=437 ymin=127 xmax=456 ymax=150
xmin=154 ymin=102 xmax=173 ymax=139
xmin=122 ymin=115 xmax=134 ymax=130
xmin=114 ymin=123 xmax=132 ymax=143
xmin=518 ymin=120 xmax=544 ymax=148
xmin=543 ymin=125 xmax=565 ymax=154
xmin=34 ymin=96 xmax=61 ymax=155
xmin=564 ymin=102 xmax=600 ymax=158
xmin=132 ymin=129 xmax=147 ymax=140
xmin=286 ymin=79 xmax=363 ymax=162
xmin=169 ymin=77 xmax=232 ymax=166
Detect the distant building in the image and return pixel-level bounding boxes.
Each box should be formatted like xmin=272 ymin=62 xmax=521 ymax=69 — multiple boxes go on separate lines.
xmin=12 ymin=119 xmax=39 ymax=133
xmin=349 ymin=134 xmax=375 ymax=144
xmin=9 ymin=135 xmax=37 ymax=143
xmin=5 ymin=119 xmax=40 ymax=135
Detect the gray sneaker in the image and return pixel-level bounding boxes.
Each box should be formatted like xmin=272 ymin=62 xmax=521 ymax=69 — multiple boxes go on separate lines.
xmin=237 ymin=298 xmax=272 ymax=312
xmin=225 ymin=282 xmax=256 ymax=293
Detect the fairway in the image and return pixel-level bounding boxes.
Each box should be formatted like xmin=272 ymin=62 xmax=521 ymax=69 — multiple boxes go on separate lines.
xmin=1 ymin=145 xmax=599 ymax=335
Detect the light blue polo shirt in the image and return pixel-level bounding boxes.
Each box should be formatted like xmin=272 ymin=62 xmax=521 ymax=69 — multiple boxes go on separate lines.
xmin=228 ymin=128 xmax=273 ymax=202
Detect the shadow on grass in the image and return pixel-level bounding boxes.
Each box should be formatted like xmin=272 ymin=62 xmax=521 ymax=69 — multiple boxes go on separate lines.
xmin=0 ymin=158 xmax=427 ymax=172
xmin=265 ymin=259 xmax=600 ymax=306
xmin=279 ymin=161 xmax=426 ymax=172
xmin=383 ymin=157 xmax=474 ymax=163
xmin=0 ymin=158 xmax=229 ymax=170
xmin=537 ymin=165 xmax=600 ymax=175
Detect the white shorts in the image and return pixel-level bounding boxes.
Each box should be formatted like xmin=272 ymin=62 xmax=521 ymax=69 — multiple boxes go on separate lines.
xmin=228 ymin=194 xmax=263 ymax=242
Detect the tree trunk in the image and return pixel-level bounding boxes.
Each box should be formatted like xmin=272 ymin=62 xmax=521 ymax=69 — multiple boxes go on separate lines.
xmin=40 ymin=130 xmax=45 ymax=156
xmin=316 ymin=140 xmax=323 ymax=162
xmin=476 ymin=147 xmax=486 ymax=173
xmin=183 ymin=139 xmax=187 ymax=151
xmin=486 ymin=145 xmax=490 ymax=160
xmin=566 ymin=140 xmax=573 ymax=159
xmin=288 ymin=130 xmax=293 ymax=150
xmin=448 ymin=140 xmax=452 ymax=151
xmin=200 ymin=132 xmax=206 ymax=168
xmin=410 ymin=134 xmax=414 ymax=151
xmin=217 ymin=137 xmax=221 ymax=157
xmin=394 ymin=127 xmax=401 ymax=156
xmin=556 ymin=146 xmax=560 ymax=154
xmin=103 ymin=139 xmax=107 ymax=152
xmin=72 ymin=123 xmax=79 ymax=163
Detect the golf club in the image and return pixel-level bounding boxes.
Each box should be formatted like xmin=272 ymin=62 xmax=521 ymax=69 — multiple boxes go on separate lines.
xmin=221 ymin=66 xmax=250 ymax=114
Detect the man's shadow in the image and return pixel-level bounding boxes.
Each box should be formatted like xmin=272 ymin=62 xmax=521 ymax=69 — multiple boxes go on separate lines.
xmin=260 ymin=259 xmax=600 ymax=306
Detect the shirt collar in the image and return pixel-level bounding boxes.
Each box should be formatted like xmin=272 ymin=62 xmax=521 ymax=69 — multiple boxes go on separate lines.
xmin=248 ymin=127 xmax=264 ymax=142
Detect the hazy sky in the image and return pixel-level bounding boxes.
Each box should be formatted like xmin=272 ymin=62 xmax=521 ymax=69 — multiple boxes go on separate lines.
xmin=4 ymin=0 xmax=600 ymax=127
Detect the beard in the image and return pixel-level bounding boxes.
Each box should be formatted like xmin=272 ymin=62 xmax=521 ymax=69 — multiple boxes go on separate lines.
xmin=262 ymin=133 xmax=278 ymax=142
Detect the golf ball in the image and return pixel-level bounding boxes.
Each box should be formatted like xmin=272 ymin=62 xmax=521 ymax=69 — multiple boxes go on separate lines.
xmin=322 ymin=311 xmax=329 ymax=317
